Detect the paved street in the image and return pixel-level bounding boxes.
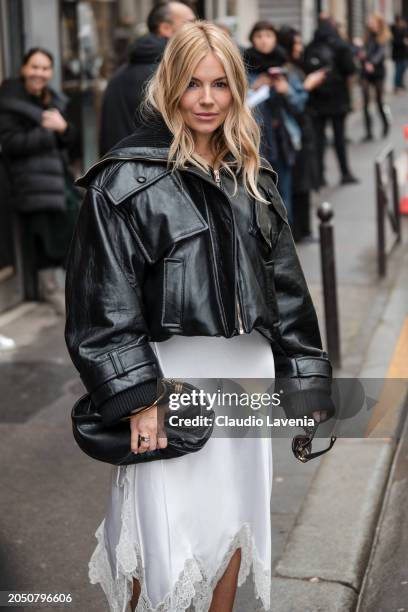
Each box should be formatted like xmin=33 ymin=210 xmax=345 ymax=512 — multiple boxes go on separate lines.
xmin=0 ymin=87 xmax=407 ymax=612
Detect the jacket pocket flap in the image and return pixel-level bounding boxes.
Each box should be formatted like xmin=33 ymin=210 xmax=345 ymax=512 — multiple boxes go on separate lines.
xmin=127 ymin=174 xmax=209 ymax=264
xmin=104 ymin=162 xmax=172 ymax=205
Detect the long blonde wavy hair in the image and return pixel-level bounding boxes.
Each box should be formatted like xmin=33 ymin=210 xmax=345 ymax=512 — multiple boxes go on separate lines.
xmin=142 ymin=20 xmax=268 ymax=203
xmin=366 ymin=13 xmax=392 ymax=45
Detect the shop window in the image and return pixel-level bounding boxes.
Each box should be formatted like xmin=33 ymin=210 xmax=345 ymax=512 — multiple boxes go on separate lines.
xmin=61 ymin=0 xmax=149 ymax=169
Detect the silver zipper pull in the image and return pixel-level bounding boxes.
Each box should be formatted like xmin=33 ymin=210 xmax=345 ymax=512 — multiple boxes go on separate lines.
xmin=213 ymin=169 xmax=221 ymax=187
xmin=236 ymin=296 xmax=244 ymax=335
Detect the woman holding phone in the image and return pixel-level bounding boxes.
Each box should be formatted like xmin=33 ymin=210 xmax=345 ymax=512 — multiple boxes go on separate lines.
xmin=243 ymin=21 xmax=306 ymax=226
xmin=65 ymin=21 xmax=331 ymax=612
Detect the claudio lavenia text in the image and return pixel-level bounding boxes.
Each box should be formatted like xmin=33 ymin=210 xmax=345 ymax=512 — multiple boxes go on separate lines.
xmin=168 ymin=414 xmax=316 ymax=428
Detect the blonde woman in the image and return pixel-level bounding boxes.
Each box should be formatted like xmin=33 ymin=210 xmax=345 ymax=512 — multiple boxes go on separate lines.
xmin=65 ymin=21 xmax=331 ymax=612
xmin=360 ymin=13 xmax=392 ymax=140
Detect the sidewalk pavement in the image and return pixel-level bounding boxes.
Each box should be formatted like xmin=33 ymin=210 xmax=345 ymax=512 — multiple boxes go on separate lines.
xmin=261 ymin=90 xmax=408 ymax=611
xmin=0 ymin=91 xmax=407 ymax=612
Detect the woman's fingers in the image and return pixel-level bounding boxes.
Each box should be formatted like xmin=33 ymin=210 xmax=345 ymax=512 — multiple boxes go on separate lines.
xmin=129 ymin=405 xmax=167 ymax=453
xmin=312 ymin=410 xmax=328 ymax=423
xmin=157 ymin=404 xmax=168 ymax=449
xmin=130 ymin=418 xmax=140 ymax=454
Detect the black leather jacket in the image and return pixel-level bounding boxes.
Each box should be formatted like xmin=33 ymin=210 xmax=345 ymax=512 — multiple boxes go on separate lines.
xmin=65 ymin=118 xmax=332 ymax=425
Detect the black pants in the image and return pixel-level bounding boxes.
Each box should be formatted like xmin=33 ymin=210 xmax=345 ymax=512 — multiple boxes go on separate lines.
xmin=362 ymin=77 xmax=389 ymax=137
xmin=314 ymin=114 xmax=351 ymax=183
xmin=292 ymin=191 xmax=311 ymax=242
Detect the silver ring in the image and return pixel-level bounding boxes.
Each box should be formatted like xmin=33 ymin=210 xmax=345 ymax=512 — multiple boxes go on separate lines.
xmin=139 ymin=434 xmax=150 ymax=443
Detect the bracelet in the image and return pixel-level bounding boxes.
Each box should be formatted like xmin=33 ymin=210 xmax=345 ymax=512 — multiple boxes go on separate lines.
xmin=120 ymin=379 xmax=169 ymax=422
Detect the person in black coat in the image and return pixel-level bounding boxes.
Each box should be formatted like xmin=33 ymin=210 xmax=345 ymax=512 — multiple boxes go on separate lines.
xmin=391 ymin=15 xmax=408 ymax=92
xmin=278 ymin=26 xmax=326 ymax=242
xmin=99 ymin=1 xmax=195 ymax=155
xmin=359 ymin=13 xmax=392 ymax=141
xmin=304 ymin=17 xmax=358 ymax=186
xmin=0 ymin=48 xmax=78 ymax=313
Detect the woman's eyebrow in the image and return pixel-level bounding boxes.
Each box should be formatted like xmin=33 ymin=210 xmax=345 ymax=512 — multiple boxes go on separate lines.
xmin=190 ymin=76 xmax=228 ymax=82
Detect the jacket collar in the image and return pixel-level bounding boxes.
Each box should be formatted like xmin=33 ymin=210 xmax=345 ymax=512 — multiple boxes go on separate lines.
xmin=78 ymin=112 xmax=277 ymax=186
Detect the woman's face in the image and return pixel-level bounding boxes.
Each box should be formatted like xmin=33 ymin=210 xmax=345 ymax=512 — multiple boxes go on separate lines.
xmin=21 ymin=52 xmax=53 ymax=96
xmin=292 ymin=34 xmax=303 ymax=60
xmin=367 ymin=15 xmax=379 ymax=33
xmin=179 ymin=52 xmax=233 ymax=142
xmin=252 ymin=29 xmax=277 ymax=54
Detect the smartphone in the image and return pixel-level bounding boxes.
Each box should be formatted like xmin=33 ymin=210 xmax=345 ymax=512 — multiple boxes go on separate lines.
xmin=267 ymin=67 xmax=288 ymax=78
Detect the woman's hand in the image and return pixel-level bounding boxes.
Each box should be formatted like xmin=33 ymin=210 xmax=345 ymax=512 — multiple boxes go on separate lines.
xmin=251 ymin=74 xmax=272 ymax=90
xmin=130 ymin=405 xmax=168 ymax=454
xmin=271 ymin=75 xmax=289 ymax=94
xmin=312 ymin=410 xmax=328 ymax=423
xmin=303 ymin=69 xmax=327 ymax=92
xmin=41 ymin=109 xmax=68 ymax=133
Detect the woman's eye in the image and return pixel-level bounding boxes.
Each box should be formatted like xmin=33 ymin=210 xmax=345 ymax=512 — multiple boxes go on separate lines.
xmin=215 ymin=81 xmax=228 ymax=88
xmin=187 ymin=81 xmax=198 ymax=88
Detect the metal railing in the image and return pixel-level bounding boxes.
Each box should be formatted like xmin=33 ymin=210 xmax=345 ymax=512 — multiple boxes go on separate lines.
xmin=375 ymin=146 xmax=402 ymax=277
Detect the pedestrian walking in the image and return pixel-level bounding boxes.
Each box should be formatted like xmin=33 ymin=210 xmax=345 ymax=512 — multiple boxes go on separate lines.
xmin=0 ymin=48 xmax=79 ymax=315
xmin=65 ymin=21 xmax=331 ymax=612
xmin=391 ymin=15 xmax=408 ymax=93
xmin=278 ymin=26 xmax=326 ymax=242
xmin=99 ymin=1 xmax=195 ymax=154
xmin=243 ymin=21 xmax=304 ymax=224
xmin=304 ymin=17 xmax=358 ymax=186
xmin=359 ymin=13 xmax=392 ymax=141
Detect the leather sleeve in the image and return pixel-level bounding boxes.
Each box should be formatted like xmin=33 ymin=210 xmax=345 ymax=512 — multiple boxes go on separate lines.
xmin=267 ymin=183 xmax=332 ymax=411
xmin=64 ymin=186 xmax=162 ymax=425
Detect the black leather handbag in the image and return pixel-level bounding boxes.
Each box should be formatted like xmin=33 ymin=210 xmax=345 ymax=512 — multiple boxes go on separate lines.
xmin=71 ymin=378 xmax=215 ymax=465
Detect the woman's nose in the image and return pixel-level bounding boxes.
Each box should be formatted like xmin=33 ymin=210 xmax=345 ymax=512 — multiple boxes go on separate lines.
xmin=199 ymin=85 xmax=215 ymax=105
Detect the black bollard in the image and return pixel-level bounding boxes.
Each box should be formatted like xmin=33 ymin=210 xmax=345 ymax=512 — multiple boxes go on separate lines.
xmin=317 ymin=202 xmax=341 ymax=368
xmin=375 ymin=161 xmax=387 ymax=277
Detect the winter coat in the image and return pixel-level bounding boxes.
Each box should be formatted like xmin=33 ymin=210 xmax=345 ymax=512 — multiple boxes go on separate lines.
xmin=362 ymin=34 xmax=388 ymax=81
xmin=304 ymin=22 xmax=356 ymax=116
xmin=65 ymin=114 xmax=332 ymax=426
xmin=242 ymin=45 xmax=287 ymax=74
xmin=391 ymin=24 xmax=408 ymax=61
xmin=248 ymin=70 xmax=305 ymax=167
xmin=99 ymin=33 xmax=167 ymax=155
xmin=0 ymin=78 xmax=75 ymax=213
xmin=287 ymin=62 xmax=319 ymax=194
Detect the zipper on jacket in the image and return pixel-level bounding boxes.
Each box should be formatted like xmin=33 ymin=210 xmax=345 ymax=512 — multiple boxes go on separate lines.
xmin=236 ymin=293 xmax=244 ymax=334
xmin=213 ymin=168 xmax=222 ymax=188
xmin=210 ymin=166 xmax=245 ymax=335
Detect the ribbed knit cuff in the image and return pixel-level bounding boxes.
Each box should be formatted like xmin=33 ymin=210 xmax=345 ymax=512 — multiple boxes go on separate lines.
xmin=281 ymin=389 xmax=335 ymax=422
xmin=100 ymin=379 xmax=158 ymax=426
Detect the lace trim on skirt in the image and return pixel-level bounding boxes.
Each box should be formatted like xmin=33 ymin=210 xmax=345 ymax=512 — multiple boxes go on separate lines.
xmin=88 ymin=467 xmax=271 ymax=612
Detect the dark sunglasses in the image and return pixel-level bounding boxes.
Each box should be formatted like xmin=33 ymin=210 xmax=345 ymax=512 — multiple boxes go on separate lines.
xmin=292 ymin=422 xmax=337 ymax=463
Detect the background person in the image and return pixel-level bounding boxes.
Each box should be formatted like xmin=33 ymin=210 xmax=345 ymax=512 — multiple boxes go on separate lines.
xmin=359 ymin=13 xmax=392 ymax=141
xmin=304 ymin=16 xmax=358 ymax=186
xmin=391 ymin=14 xmax=408 ymax=92
xmin=99 ymin=1 xmax=195 ymax=154
xmin=0 ymin=48 xmax=78 ymax=315
xmin=243 ymin=21 xmax=304 ymax=225
xmin=278 ymin=25 xmax=326 ymax=243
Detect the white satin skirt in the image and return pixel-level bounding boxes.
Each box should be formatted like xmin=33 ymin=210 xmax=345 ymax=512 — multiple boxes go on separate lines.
xmin=88 ymin=331 xmax=274 ymax=611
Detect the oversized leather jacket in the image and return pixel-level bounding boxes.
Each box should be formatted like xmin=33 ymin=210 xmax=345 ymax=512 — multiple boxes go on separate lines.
xmin=65 ymin=118 xmax=332 ymax=425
